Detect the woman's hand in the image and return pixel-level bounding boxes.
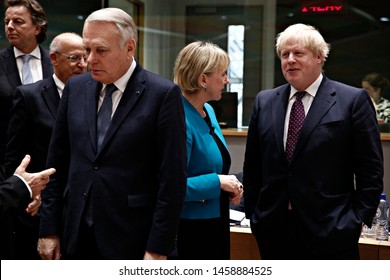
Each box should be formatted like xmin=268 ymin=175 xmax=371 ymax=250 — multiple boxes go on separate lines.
xmin=218 ymin=174 xmax=243 ymax=205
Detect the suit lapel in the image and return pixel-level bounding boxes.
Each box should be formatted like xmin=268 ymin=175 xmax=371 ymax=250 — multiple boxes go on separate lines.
xmin=293 ymin=77 xmax=336 ymax=159
xmin=99 ymin=67 xmax=144 ymax=152
xmin=1 ymin=46 xmax=52 ymax=88
xmin=86 ymin=80 xmax=102 ymax=154
xmin=41 ymin=78 xmax=60 ymax=119
xmin=272 ymin=85 xmax=290 ymax=158
xmin=2 ymin=47 xmax=21 ymax=88
xmin=39 ymin=46 xmax=54 ymax=78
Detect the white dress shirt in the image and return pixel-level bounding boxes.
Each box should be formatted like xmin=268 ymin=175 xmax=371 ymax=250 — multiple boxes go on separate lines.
xmin=14 ymin=46 xmax=43 ymax=83
xmin=52 ymin=74 xmax=65 ymax=98
xmin=98 ymin=59 xmax=137 ymax=116
xmin=283 ymin=74 xmax=323 ymax=149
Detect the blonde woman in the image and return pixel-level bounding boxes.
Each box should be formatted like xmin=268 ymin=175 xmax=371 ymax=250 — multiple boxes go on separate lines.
xmin=173 ymin=41 xmax=242 ymax=260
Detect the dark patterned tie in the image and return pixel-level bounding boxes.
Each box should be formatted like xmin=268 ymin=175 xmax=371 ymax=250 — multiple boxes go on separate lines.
xmin=97 ymin=84 xmax=117 ymax=150
xmin=286 ymin=91 xmax=306 ymax=161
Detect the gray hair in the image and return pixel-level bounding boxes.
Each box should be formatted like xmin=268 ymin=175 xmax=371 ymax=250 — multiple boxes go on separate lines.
xmin=84 ymin=7 xmax=138 ymax=47
xmin=275 ymin=23 xmax=330 ymax=64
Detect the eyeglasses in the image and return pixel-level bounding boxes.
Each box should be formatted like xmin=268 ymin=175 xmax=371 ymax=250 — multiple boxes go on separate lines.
xmin=56 ymin=52 xmax=87 ymax=63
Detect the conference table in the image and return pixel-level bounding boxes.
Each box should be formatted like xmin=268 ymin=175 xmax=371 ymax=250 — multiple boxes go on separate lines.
xmin=230 ymin=226 xmax=390 ymax=260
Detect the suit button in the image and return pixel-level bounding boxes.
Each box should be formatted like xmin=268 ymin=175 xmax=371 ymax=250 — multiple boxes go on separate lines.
xmin=83 ymin=193 xmax=87 ymax=199
xmin=93 ymin=165 xmax=98 ymax=170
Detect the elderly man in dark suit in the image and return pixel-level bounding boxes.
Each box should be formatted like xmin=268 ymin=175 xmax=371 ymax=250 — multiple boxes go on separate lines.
xmin=243 ymin=23 xmax=383 ymax=260
xmin=38 ymin=8 xmax=187 ymax=260
xmin=4 ymin=32 xmax=87 ymax=259
xmin=5 ymin=32 xmax=86 ymax=177
xmin=0 ymin=0 xmax=53 ymax=165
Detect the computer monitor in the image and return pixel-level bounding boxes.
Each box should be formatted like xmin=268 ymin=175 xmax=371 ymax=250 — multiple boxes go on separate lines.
xmin=208 ymin=92 xmax=238 ymax=128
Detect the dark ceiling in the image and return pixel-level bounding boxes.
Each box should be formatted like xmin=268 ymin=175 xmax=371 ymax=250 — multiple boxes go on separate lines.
xmin=276 ymin=0 xmax=389 ymax=42
xmin=274 ymin=0 xmax=390 ymax=90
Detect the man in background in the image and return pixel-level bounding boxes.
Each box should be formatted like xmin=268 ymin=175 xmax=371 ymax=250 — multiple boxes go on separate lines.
xmin=4 ymin=32 xmax=87 ymax=259
xmin=0 ymin=0 xmax=53 ymax=165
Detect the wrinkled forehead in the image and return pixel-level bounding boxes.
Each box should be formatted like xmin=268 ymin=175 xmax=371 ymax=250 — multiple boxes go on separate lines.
xmin=5 ymin=5 xmax=31 ymax=19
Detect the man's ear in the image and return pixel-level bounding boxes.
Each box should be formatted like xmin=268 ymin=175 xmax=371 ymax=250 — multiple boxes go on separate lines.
xmin=127 ymin=38 xmax=136 ymax=54
xmin=49 ymin=52 xmax=58 ymax=66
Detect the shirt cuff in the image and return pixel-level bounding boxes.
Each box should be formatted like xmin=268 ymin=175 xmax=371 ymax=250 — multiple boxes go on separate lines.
xmin=13 ymin=174 xmax=32 ymax=198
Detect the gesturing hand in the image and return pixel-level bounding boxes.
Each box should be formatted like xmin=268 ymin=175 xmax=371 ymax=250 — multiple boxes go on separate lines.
xmin=14 ymin=155 xmax=56 ymax=198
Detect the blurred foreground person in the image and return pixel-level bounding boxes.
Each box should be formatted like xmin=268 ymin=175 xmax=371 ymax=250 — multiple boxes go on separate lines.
xmin=0 ymin=154 xmax=55 ymax=259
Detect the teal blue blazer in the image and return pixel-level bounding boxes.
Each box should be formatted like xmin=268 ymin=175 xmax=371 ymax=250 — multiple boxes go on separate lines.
xmin=181 ymin=96 xmax=231 ymax=219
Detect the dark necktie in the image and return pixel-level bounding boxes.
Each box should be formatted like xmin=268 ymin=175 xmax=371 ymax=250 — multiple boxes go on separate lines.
xmin=22 ymin=54 xmax=33 ymax=84
xmin=286 ymin=91 xmax=306 ymax=161
xmin=85 ymin=85 xmax=116 ymax=226
xmin=97 ymin=84 xmax=117 ymax=150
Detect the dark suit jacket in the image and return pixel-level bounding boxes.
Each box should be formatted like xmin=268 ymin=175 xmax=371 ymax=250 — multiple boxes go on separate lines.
xmin=0 ymin=46 xmax=53 ymax=165
xmin=0 ymin=168 xmax=31 ymax=259
xmin=3 ymin=78 xmax=59 ymax=259
xmin=5 ymin=77 xmax=60 ymax=176
xmin=39 ymin=65 xmax=187 ymax=259
xmin=0 ymin=173 xmax=30 ymax=217
xmin=243 ymin=76 xmax=384 ymax=257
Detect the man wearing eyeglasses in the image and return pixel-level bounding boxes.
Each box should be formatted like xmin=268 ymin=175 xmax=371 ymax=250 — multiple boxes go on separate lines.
xmin=4 ymin=32 xmax=87 ymax=259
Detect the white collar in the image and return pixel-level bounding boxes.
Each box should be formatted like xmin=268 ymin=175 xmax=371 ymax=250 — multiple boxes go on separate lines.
xmin=289 ymin=73 xmax=323 ymax=100
xmin=14 ymin=45 xmax=41 ymax=59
